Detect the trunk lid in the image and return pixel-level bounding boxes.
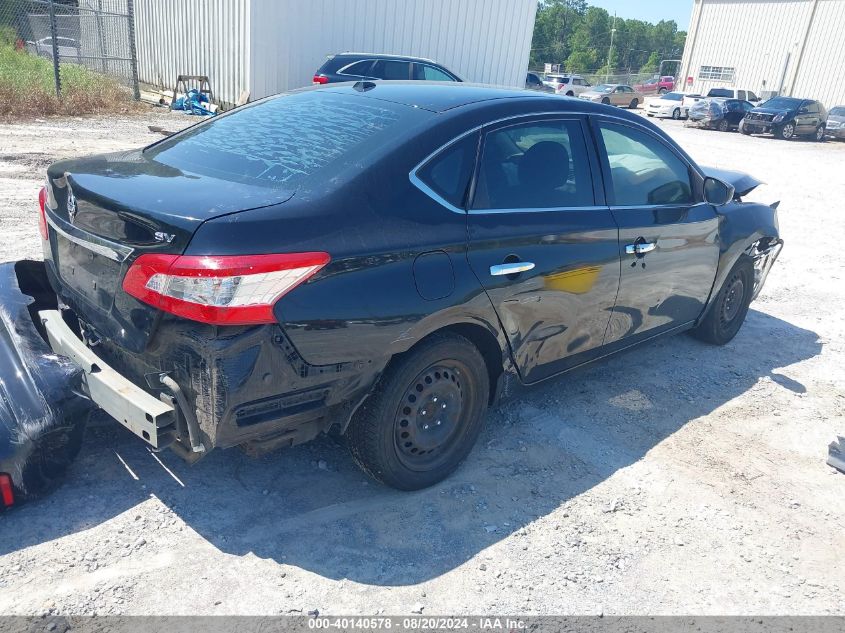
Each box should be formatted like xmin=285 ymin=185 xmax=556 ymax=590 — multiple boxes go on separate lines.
xmin=44 ymin=150 xmax=293 ymax=352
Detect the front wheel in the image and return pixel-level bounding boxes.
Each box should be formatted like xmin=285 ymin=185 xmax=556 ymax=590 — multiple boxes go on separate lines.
xmin=672 ymin=108 xmax=681 ymax=120
xmin=346 ymin=333 xmax=489 ymax=490
xmin=777 ymin=122 xmax=795 ymax=140
xmin=601 ymin=97 xmax=610 ymax=105
xmin=690 ymin=258 xmax=754 ymax=345
xmin=718 ymin=119 xmax=730 ymax=132
xmin=814 ymin=125 xmax=826 ymax=142
xmin=658 ymin=88 xmax=668 ymax=94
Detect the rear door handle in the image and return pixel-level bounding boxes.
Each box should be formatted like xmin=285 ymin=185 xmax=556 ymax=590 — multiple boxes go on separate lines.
xmin=625 ymin=242 xmax=656 ymax=255
xmin=490 ymin=262 xmax=535 ymax=276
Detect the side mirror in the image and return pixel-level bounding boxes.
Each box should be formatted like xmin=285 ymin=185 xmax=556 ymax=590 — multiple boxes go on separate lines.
xmin=704 ymin=177 xmax=735 ymax=206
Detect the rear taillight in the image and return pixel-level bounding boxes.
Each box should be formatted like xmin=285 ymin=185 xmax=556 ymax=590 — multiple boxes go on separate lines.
xmin=37 ymin=185 xmax=48 ymax=240
xmin=0 ymin=473 xmax=14 ymax=508
xmin=123 ymin=252 xmax=330 ymax=326
xmin=312 ymin=74 xmax=329 ymax=85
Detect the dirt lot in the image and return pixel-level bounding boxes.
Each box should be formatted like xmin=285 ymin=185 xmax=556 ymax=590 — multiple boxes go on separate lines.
xmin=0 ymin=109 xmax=843 ymax=617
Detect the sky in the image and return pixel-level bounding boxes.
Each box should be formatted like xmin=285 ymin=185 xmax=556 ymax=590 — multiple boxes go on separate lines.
xmin=587 ymin=0 xmax=693 ymax=30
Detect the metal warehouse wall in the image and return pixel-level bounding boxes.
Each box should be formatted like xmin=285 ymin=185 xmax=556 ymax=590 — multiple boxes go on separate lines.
xmin=133 ymin=0 xmax=250 ymax=106
xmin=248 ymin=0 xmax=538 ymax=99
xmin=680 ymin=0 xmax=845 ymax=108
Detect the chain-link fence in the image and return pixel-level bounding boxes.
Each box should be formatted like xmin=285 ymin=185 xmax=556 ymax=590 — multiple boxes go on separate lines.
xmin=528 ymin=67 xmax=670 ymax=89
xmin=0 ymin=0 xmax=139 ymax=99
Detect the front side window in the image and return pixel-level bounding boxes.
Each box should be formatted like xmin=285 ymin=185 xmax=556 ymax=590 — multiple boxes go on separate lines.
xmin=473 ymin=119 xmax=594 ymax=210
xmin=416 ymin=133 xmax=477 ymax=208
xmin=413 ymin=64 xmax=455 ymax=82
xmin=598 ymin=123 xmax=694 ymax=206
xmin=372 ymin=60 xmax=410 ymax=80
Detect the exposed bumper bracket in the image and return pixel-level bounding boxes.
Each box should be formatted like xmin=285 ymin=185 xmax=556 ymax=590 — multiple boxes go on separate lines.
xmin=40 ymin=310 xmax=176 ymax=449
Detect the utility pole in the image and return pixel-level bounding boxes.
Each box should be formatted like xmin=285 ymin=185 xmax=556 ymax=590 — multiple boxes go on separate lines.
xmin=606 ymin=12 xmax=617 ymax=83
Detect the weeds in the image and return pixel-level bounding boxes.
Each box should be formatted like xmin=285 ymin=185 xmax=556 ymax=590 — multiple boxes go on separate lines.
xmin=0 ymin=43 xmax=143 ymax=119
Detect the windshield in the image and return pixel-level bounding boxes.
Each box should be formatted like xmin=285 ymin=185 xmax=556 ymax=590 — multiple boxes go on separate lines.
xmin=662 ymin=93 xmax=683 ymax=101
xmin=594 ymin=84 xmax=614 ymax=93
xmin=761 ymin=96 xmax=803 ymax=110
xmin=547 ymin=76 xmax=569 ymax=83
xmin=829 ymin=107 xmax=845 ymax=116
xmin=146 ymin=91 xmax=429 ymax=188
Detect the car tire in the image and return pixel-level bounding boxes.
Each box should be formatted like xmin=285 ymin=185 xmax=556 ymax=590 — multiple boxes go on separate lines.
xmin=601 ymin=97 xmax=610 ymax=105
xmin=346 ymin=333 xmax=489 ymax=490
xmin=718 ymin=119 xmax=729 ymax=132
xmin=739 ymin=120 xmax=750 ymax=135
xmin=814 ymin=125 xmax=826 ymax=142
xmin=566 ymin=91 xmax=574 ymax=97
xmin=690 ymin=257 xmax=754 ymax=346
xmin=658 ymin=88 xmax=668 ymax=94
xmin=672 ymin=108 xmax=681 ymax=120
xmin=17 ymin=412 xmax=88 ymax=501
xmin=777 ymin=122 xmax=795 ymax=140
xmin=629 ymin=99 xmax=638 ymax=109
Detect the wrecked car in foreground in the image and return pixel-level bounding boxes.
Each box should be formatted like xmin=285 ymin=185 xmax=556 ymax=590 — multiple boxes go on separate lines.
xmin=0 ymin=83 xmax=784 ymax=506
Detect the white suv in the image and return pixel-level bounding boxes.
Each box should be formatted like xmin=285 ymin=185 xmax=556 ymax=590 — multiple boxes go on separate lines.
xmin=706 ymin=87 xmax=761 ymax=103
xmin=543 ymin=74 xmax=592 ymax=97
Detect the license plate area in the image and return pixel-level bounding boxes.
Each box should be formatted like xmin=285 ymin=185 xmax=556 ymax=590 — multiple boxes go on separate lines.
xmin=55 ymin=234 xmax=122 ymax=312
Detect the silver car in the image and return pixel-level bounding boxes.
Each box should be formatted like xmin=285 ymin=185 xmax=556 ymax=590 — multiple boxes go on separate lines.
xmin=578 ymin=84 xmax=644 ymax=108
xmin=826 ymin=106 xmax=845 ymax=140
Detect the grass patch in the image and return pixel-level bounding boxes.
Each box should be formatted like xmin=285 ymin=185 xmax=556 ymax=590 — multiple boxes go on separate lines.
xmin=0 ymin=42 xmax=144 ymax=119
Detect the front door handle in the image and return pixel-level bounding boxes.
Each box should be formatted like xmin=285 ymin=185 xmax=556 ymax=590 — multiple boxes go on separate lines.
xmin=490 ymin=262 xmax=535 ymax=276
xmin=625 ymin=242 xmax=656 ymax=255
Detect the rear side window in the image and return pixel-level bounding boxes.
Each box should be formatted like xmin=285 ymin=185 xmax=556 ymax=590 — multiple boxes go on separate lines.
xmin=416 ymin=134 xmax=478 ymax=208
xmin=473 ymin=119 xmax=594 ymax=210
xmin=372 ymin=60 xmax=410 ymax=80
xmin=340 ymin=60 xmax=374 ymax=76
xmin=147 ymin=91 xmax=429 ymax=188
xmin=598 ymin=123 xmax=693 ymax=206
xmin=413 ymin=64 xmax=455 ymax=81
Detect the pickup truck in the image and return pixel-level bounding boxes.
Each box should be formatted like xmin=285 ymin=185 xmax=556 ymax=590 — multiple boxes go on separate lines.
xmin=635 ymin=76 xmax=675 ymax=94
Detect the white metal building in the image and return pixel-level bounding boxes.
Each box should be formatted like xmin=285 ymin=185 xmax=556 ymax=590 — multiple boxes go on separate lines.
xmin=680 ymin=0 xmax=845 ymax=108
xmin=131 ymin=0 xmax=538 ymax=106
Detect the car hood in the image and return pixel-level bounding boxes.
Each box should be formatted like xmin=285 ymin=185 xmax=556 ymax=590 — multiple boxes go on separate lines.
xmin=702 ymin=167 xmax=763 ymax=199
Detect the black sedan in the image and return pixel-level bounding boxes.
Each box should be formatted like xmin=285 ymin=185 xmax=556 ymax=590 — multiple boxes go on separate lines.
xmin=0 ymin=82 xmax=784 ymax=504
xmin=687 ymin=97 xmax=754 ymax=131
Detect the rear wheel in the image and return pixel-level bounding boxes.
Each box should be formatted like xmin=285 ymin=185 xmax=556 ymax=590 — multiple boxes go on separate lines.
xmin=566 ymin=90 xmax=574 ymax=97
xmin=18 ymin=413 xmax=87 ymax=500
xmin=601 ymin=97 xmax=610 ymax=105
xmin=777 ymin=122 xmax=795 ymax=140
xmin=814 ymin=125 xmax=826 ymax=142
xmin=672 ymin=108 xmax=681 ymax=120
xmin=658 ymin=88 xmax=668 ymax=94
xmin=347 ymin=333 xmax=489 ymax=490
xmin=718 ymin=119 xmax=730 ymax=132
xmin=690 ymin=258 xmax=754 ymax=346
xmin=629 ymin=98 xmax=639 ymax=109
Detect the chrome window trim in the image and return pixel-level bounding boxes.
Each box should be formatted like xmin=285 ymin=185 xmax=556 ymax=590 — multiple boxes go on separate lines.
xmin=408 ymin=109 xmax=703 ymax=216
xmin=45 ymin=207 xmax=134 ymax=263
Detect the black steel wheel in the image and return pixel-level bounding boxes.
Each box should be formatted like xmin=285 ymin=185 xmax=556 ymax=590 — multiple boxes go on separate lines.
xmin=347 ymin=333 xmax=489 ymax=490
xmin=690 ymin=257 xmax=754 ymax=346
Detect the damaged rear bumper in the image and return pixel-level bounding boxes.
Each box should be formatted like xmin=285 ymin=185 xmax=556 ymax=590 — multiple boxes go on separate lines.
xmin=0 ymin=261 xmax=92 ymax=506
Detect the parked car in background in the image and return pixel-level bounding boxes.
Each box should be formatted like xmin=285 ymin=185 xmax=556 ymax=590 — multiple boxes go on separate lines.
xmin=525 ymin=72 xmax=555 ymax=93
xmin=552 ymin=75 xmax=592 ymax=97
xmin=706 ymin=87 xmax=761 ymax=103
xmin=579 ymin=84 xmax=643 ymax=108
xmin=825 ymin=106 xmax=845 ymax=140
xmin=313 ymin=53 xmax=462 ymax=84
xmin=687 ymin=98 xmax=755 ymax=131
xmin=741 ymin=96 xmax=828 ymax=141
xmin=2 ymin=82 xmax=783 ymax=501
xmin=646 ymin=92 xmax=688 ymax=119
xmin=26 ymin=37 xmax=80 ymax=61
xmin=635 ymin=76 xmax=675 ymax=94
xmin=682 ymin=93 xmax=704 ymax=112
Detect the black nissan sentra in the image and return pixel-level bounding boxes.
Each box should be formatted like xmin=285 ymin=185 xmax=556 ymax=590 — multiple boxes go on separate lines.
xmin=0 ymin=82 xmax=784 ymax=504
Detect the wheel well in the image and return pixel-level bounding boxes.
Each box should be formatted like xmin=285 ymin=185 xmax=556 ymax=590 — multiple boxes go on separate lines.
xmin=393 ymin=323 xmax=505 ymax=405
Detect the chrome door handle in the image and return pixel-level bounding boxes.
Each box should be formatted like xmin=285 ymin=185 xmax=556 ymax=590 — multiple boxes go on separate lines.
xmin=625 ymin=242 xmax=656 ymax=255
xmin=490 ymin=262 xmax=535 ymax=276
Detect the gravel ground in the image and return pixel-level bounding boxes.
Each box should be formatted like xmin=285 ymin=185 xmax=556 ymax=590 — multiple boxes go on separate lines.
xmin=0 ymin=109 xmax=843 ymax=617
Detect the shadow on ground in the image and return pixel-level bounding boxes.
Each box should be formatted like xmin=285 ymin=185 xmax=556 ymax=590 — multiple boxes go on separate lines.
xmin=1 ymin=310 xmax=822 ymax=586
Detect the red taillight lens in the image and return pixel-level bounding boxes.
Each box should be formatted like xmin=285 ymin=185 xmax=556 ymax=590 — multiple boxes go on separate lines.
xmin=123 ymin=252 xmax=330 ymax=326
xmin=0 ymin=473 xmax=14 ymax=508
xmin=37 ymin=185 xmax=48 ymax=240
xmin=312 ymin=74 xmax=329 ymax=85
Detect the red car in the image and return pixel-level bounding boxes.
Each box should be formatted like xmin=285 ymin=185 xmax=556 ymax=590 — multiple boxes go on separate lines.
xmin=635 ymin=76 xmax=675 ymax=94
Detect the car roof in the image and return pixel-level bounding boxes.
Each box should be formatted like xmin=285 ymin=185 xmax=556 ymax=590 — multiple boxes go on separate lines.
xmin=334 ymin=52 xmax=437 ymax=63
xmin=315 ymin=81 xmax=629 ymax=115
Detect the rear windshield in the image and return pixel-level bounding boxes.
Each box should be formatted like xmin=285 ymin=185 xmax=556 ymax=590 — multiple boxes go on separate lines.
xmin=707 ymin=88 xmax=732 ymax=97
xmin=761 ymin=96 xmax=802 ymax=109
xmin=146 ymin=90 xmax=429 ymax=188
